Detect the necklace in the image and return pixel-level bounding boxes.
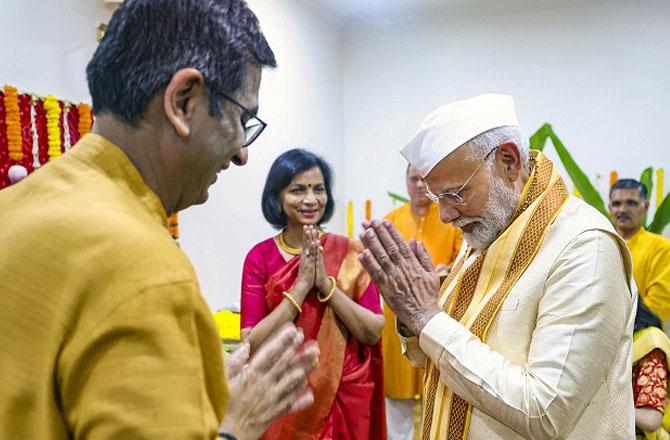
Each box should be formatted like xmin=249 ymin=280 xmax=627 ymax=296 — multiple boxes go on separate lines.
xmin=276 ymin=229 xmax=324 ymax=256
xmin=277 ymin=232 xmax=301 ymax=255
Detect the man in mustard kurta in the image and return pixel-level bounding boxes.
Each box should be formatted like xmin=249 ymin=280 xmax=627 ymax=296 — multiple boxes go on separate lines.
xmin=610 ymin=179 xmax=670 ymax=322
xmin=0 ymin=2 xmax=317 ymax=439
xmin=383 ymin=165 xmax=462 ymax=439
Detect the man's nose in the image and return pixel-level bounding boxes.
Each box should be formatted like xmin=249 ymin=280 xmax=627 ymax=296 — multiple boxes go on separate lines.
xmin=439 ymin=201 xmax=461 ymax=224
xmin=232 ymin=147 xmax=248 ymax=167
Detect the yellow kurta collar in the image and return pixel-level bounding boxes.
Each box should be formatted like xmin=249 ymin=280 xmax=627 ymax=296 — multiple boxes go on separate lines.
xmin=68 ymin=133 xmax=168 ymax=227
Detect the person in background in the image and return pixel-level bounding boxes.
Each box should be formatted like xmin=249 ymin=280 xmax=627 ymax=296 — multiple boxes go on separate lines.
xmin=610 ymin=179 xmax=670 ymax=323
xmin=359 ymin=94 xmax=635 ymax=439
xmin=382 ymin=164 xmax=462 ymax=439
xmin=0 ymin=1 xmax=318 ymax=439
xmin=632 ymin=298 xmax=670 ymax=439
xmin=241 ymin=148 xmax=386 ymax=439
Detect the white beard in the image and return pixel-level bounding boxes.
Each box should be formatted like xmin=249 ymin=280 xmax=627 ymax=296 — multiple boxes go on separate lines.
xmin=452 ymin=174 xmax=519 ymax=250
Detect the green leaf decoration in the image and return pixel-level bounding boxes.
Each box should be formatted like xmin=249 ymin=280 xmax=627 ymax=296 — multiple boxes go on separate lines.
xmin=639 ymin=167 xmax=654 ymax=227
xmin=648 ymin=193 xmax=670 ymax=235
xmin=546 ymin=131 xmax=609 ymax=219
xmin=388 ymin=191 xmax=409 ymax=204
xmin=529 ymin=123 xmax=553 ymax=152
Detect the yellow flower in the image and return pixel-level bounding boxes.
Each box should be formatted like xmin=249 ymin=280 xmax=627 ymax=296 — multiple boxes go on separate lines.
xmin=212 ymin=310 xmax=241 ymax=341
xmin=44 ymin=96 xmax=62 ymax=161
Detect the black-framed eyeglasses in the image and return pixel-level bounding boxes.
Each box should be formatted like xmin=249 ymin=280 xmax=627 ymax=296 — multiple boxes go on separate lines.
xmin=208 ymin=83 xmax=267 ymax=148
xmin=425 ymin=146 xmax=498 ymax=206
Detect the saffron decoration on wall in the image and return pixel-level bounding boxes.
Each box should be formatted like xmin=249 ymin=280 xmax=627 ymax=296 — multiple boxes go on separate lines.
xmin=365 ymin=199 xmax=372 ymax=221
xmin=347 ymin=201 xmax=353 ymax=238
xmin=4 ymin=85 xmax=22 ymax=162
xmin=0 ymin=84 xmax=94 ymax=189
xmin=609 ymin=171 xmax=618 ymax=188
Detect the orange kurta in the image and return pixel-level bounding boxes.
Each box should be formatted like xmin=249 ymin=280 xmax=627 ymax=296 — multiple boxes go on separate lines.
xmin=382 ymin=202 xmax=462 ymax=399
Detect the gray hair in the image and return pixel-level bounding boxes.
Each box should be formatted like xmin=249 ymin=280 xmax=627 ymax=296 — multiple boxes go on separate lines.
xmin=465 ymin=126 xmax=530 ymax=170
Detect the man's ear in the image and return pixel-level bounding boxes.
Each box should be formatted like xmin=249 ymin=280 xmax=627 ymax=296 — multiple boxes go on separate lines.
xmin=497 ymin=141 xmax=523 ymax=182
xmin=163 ymin=68 xmax=205 ymax=139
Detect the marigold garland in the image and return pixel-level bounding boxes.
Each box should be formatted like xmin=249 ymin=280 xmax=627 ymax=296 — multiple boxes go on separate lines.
xmin=78 ymin=103 xmax=92 ymax=137
xmin=67 ymin=104 xmax=80 ymax=146
xmin=18 ymin=94 xmax=34 ymax=172
xmin=34 ymin=99 xmax=49 ymax=165
xmin=0 ymin=92 xmax=8 ymax=189
xmin=3 ymin=85 xmax=22 ymax=162
xmin=0 ymin=85 xmax=94 ymax=187
xmin=0 ymin=92 xmax=7 ymax=161
xmin=59 ymin=101 xmax=66 ymax=153
xmin=44 ymin=95 xmax=62 ymax=161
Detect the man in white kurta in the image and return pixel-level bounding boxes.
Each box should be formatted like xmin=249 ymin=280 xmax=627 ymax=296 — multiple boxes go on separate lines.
xmin=359 ymin=94 xmax=635 ymax=439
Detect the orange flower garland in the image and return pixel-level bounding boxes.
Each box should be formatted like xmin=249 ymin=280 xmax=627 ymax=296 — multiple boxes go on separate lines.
xmin=44 ymin=96 xmax=62 ymax=161
xmin=3 ymin=85 xmax=22 ymax=162
xmin=78 ymin=103 xmax=92 ymax=137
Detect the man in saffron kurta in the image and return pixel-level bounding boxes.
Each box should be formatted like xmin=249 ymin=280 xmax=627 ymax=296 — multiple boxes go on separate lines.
xmin=609 ymin=179 xmax=670 ymax=322
xmin=382 ymin=165 xmax=462 ymax=439
xmin=0 ymin=2 xmax=317 ymax=439
xmin=360 ymin=94 xmax=635 ymax=439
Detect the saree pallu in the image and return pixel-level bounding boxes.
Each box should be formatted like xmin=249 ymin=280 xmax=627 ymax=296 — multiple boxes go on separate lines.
xmin=261 ymin=233 xmax=386 ymax=440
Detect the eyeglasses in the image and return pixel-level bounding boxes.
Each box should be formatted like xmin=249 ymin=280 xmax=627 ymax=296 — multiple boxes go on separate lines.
xmin=208 ymin=83 xmax=267 ymax=148
xmin=425 ymin=146 xmax=498 ymax=206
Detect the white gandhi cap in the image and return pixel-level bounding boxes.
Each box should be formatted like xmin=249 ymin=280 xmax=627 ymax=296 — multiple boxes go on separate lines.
xmin=400 ymin=94 xmax=519 ymax=177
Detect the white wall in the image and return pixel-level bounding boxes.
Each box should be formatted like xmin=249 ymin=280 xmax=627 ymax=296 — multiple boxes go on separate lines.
xmin=0 ymin=0 xmax=110 ymax=102
xmin=179 ymin=0 xmax=345 ymax=311
xmin=342 ymin=0 xmax=670 ymax=238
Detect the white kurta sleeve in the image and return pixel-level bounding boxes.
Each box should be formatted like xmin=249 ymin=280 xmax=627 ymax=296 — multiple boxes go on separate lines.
xmin=417 ymin=230 xmax=632 ymax=439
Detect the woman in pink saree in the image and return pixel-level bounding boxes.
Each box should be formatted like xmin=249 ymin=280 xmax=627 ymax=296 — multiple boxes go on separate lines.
xmin=241 ymin=149 xmax=386 ymax=440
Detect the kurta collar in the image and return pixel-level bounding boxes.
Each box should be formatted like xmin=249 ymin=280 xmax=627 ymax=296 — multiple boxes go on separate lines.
xmin=68 ymin=133 xmax=168 ymax=227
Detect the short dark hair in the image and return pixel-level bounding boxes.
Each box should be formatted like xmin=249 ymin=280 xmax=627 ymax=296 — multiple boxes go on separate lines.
xmin=86 ymin=0 xmax=277 ymax=126
xmin=610 ymin=178 xmax=648 ymax=200
xmin=261 ymin=149 xmax=335 ymax=229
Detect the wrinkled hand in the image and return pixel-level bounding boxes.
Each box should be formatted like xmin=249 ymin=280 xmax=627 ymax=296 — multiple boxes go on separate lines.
xmin=221 ymin=323 xmax=319 ymax=440
xmin=358 ymin=219 xmax=442 ymax=336
xmin=294 ymin=225 xmax=318 ymax=295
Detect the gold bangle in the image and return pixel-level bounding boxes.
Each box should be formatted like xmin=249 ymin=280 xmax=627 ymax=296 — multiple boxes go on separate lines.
xmin=282 ymin=290 xmax=302 ymax=313
xmin=318 ymin=276 xmax=337 ymax=303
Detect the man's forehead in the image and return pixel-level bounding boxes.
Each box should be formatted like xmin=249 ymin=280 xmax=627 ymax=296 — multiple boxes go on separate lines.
xmin=611 ymin=188 xmax=642 ymax=200
xmin=424 ymin=146 xmax=471 ymax=189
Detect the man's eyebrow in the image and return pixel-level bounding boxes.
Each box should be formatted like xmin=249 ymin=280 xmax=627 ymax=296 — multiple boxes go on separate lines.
xmin=436 ymin=183 xmax=460 ymax=194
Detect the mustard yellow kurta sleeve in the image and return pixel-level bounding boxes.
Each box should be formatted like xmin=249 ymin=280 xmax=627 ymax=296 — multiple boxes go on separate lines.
xmin=0 ymin=134 xmax=228 ymax=439
xmin=628 ymin=228 xmax=670 ymax=321
xmin=381 ymin=202 xmax=462 ymax=399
